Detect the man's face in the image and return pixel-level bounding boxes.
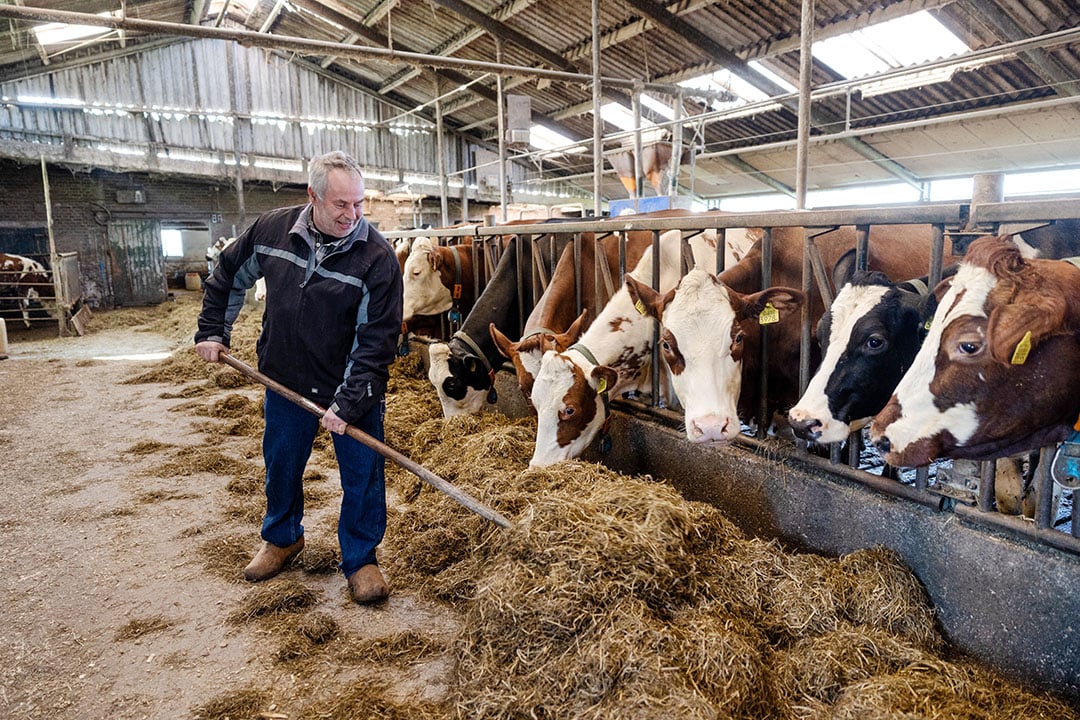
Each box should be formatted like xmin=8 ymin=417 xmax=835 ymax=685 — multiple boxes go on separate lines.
xmin=309 ymin=168 xmax=364 ymax=238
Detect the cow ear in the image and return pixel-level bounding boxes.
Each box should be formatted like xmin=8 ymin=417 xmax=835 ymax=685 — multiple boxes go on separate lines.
xmin=490 ymin=323 xmax=516 ymax=360
xmin=987 ymin=296 xmax=1067 ymax=365
xmin=552 ymin=310 xmax=588 ymax=350
xmin=428 ymin=248 xmax=442 ymax=272
xmin=739 ymin=286 xmax=805 ymax=322
xmin=831 ymin=249 xmax=857 ymax=292
xmin=590 ymin=365 xmax=619 ymax=395
xmin=624 ymin=273 xmax=674 ymax=321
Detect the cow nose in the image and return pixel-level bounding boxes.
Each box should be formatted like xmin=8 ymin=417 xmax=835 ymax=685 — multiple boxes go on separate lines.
xmin=874 ymin=435 xmax=891 ymax=454
xmin=688 ymin=414 xmax=736 ymax=443
xmin=789 ymin=417 xmax=822 ymax=442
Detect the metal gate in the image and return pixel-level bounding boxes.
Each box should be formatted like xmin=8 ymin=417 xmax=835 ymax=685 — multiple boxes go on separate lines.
xmin=107 ymin=219 xmax=166 ymax=306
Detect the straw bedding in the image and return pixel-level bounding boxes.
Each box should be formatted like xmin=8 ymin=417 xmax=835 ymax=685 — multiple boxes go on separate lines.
xmin=121 ymin=296 xmax=1077 ymax=719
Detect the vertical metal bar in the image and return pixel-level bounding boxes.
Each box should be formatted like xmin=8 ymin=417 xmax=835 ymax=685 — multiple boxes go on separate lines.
xmin=930 ymin=223 xmax=945 ymax=288
xmin=515 ymin=230 xmax=524 ymax=334
xmin=651 ymin=229 xmax=661 ymax=405
xmin=848 ymin=430 xmax=860 ymax=467
xmin=855 ymin=224 xmax=870 ymax=271
xmin=1036 ymin=446 xmax=1055 ymax=530
xmin=715 ymin=227 xmax=726 ymax=275
xmin=496 ymin=40 xmax=508 ymax=223
xmin=574 ymin=232 xmax=583 ymax=316
xmin=978 ymin=460 xmax=996 ymax=512
xmin=830 ymin=444 xmax=842 ymax=465
xmin=668 ymin=90 xmax=683 ymax=201
xmin=915 ymin=465 xmax=929 ymax=491
xmin=434 ymin=78 xmax=449 ymax=227
xmin=800 ymin=228 xmax=813 ymax=394
xmin=758 ymin=228 xmax=773 ymax=438
xmin=591 ymin=0 xmax=602 ymax=217
xmin=794 ymin=0 xmax=814 ymax=210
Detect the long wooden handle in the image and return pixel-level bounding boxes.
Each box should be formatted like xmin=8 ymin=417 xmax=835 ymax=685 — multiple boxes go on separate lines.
xmin=218 ymin=351 xmax=512 ymax=530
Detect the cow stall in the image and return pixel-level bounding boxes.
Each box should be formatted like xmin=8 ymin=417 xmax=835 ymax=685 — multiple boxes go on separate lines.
xmin=397 ymin=198 xmax=1080 ymax=703
xmin=0 ymin=250 xmax=88 ymax=337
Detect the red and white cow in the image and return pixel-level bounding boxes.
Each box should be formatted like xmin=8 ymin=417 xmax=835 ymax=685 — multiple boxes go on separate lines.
xmin=623 ymin=224 xmax=948 ymax=446
xmin=0 ymin=253 xmax=53 ymax=327
xmin=527 ymin=228 xmax=718 ymax=467
xmin=401 ymin=235 xmax=491 ymax=331
xmin=491 ymin=225 xmax=755 ymax=408
xmin=870 ymin=235 xmax=1080 ymax=466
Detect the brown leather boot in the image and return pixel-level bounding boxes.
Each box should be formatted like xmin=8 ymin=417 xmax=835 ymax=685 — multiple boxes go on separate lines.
xmin=243 ymin=537 xmax=305 ymax=582
xmin=347 ymin=564 xmax=389 ymax=604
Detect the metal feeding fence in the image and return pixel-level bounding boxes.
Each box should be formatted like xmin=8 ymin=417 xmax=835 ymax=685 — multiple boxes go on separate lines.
xmin=384 ymin=196 xmax=1080 ymax=558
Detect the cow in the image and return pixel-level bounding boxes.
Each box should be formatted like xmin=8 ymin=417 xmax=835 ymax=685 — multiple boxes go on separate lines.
xmin=401 ymin=235 xmax=495 ymax=330
xmin=870 ymin=235 xmax=1080 ymax=467
xmin=428 ymin=229 xmax=574 ymax=416
xmin=528 ymin=228 xmax=718 ymax=467
xmin=489 ymin=222 xmax=756 ymax=408
xmin=487 ymin=230 xmax=654 ymax=406
xmin=622 ymin=224 xmax=949 ymax=447
xmin=0 ymin=253 xmax=53 ymax=327
xmin=786 ymin=265 xmax=947 ymax=445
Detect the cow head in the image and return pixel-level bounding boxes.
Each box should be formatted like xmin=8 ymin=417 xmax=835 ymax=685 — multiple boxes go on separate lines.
xmin=402 ymin=237 xmax=452 ymax=321
xmin=626 ymin=268 xmax=804 ymax=444
xmin=788 ymin=270 xmax=937 ymax=444
xmin=427 ymin=341 xmax=491 ymax=417
xmin=529 ymin=349 xmax=619 ymax=467
xmin=489 ymin=311 xmax=587 ymax=407
xmin=870 ymin=236 xmax=1080 ymax=466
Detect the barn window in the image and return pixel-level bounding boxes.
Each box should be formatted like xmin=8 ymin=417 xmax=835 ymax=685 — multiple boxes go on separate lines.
xmin=161 ymin=229 xmax=183 ymax=258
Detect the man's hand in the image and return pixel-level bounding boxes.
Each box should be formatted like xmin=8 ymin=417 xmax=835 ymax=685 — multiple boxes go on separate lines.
xmin=195 ymin=340 xmax=228 ymax=363
xmin=321 ymin=407 xmax=349 ymax=435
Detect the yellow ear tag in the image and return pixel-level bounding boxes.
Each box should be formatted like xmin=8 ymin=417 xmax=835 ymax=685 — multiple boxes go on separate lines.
xmin=759 ymin=302 xmax=780 ymax=325
xmin=596 ymin=377 xmax=608 ymax=395
xmin=923 ymin=318 xmax=933 ymax=331
xmin=634 ymin=299 xmax=647 ymax=317
xmin=1010 ymin=330 xmax=1032 ymax=365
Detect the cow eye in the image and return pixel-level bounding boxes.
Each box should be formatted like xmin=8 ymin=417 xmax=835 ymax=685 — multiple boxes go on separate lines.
xmin=958 ymin=340 xmax=981 ymax=355
xmin=865 ymin=334 xmax=886 ymax=352
xmin=733 ymin=332 xmax=744 ymax=345
xmin=559 ymin=406 xmax=576 ymax=420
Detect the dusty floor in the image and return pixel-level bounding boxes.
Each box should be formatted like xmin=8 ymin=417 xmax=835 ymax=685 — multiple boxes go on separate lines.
xmin=0 ymin=300 xmax=458 ymax=719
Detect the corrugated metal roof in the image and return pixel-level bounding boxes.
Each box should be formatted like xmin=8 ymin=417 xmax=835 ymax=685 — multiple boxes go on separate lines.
xmin=0 ymin=0 xmax=1077 ymax=203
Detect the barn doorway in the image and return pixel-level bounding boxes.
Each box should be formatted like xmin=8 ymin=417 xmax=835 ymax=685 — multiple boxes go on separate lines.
xmin=106 ymin=219 xmax=167 ymax=306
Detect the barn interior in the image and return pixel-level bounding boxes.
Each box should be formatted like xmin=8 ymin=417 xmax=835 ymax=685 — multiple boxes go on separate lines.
xmin=0 ymin=0 xmax=1079 ymax=716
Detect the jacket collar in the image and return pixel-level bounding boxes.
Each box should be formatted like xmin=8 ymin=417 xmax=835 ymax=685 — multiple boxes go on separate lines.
xmin=289 ymin=204 xmax=370 ymax=251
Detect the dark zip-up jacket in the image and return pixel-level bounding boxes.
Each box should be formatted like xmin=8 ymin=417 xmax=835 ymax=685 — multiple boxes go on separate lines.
xmin=195 ymin=204 xmax=403 ymax=424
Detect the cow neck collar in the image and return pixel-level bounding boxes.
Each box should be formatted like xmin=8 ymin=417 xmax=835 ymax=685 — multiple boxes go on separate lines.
xmin=567 ymin=342 xmax=599 ymax=366
xmin=521 ymin=326 xmax=556 ymax=340
xmin=452 ymin=330 xmax=498 ymax=404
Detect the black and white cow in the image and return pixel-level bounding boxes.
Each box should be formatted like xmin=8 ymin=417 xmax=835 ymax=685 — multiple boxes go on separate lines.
xmin=787 ymin=267 xmax=945 ymax=444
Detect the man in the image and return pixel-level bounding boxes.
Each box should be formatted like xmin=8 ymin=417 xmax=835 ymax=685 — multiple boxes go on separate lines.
xmin=195 ymin=151 xmax=403 ymax=605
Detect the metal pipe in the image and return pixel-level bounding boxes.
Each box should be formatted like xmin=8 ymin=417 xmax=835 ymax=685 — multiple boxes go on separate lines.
xmin=0 ymin=5 xmax=700 ymax=96
xmin=591 ymin=0 xmax=603 ymax=217
xmin=794 ymin=0 xmax=813 ymax=210
xmin=954 ymin=502 xmax=1080 ymax=555
xmin=757 ymin=227 xmax=772 ymax=438
xmin=495 ymin=40 xmax=508 ymax=223
xmin=435 ymin=83 xmax=449 ymax=227
xmin=978 ymin=460 xmax=996 ymax=512
xmin=633 ymin=87 xmax=644 ymax=203
xmin=668 ymin=90 xmax=683 ymax=201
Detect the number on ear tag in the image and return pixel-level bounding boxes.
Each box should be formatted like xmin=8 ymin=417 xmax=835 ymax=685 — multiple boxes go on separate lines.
xmin=596 ymin=377 xmax=608 ymax=395
xmin=1010 ymin=330 xmax=1032 ymax=365
xmin=634 ymin=299 xmax=647 ymax=317
xmin=759 ymin=302 xmax=780 ymax=325
xmin=453 ymin=283 xmax=462 ymax=300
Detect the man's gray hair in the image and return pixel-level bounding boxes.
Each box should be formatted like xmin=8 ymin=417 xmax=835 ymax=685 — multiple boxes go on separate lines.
xmin=308 ymin=151 xmax=364 ymax=198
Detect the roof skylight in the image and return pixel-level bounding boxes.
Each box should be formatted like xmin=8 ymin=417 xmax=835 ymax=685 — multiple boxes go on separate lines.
xmin=31 ymin=11 xmax=118 ymax=46
xmin=812 ymin=10 xmax=969 ymax=79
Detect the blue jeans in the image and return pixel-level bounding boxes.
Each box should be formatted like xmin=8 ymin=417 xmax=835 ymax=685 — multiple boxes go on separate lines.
xmin=261 ymin=388 xmax=387 ymax=577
